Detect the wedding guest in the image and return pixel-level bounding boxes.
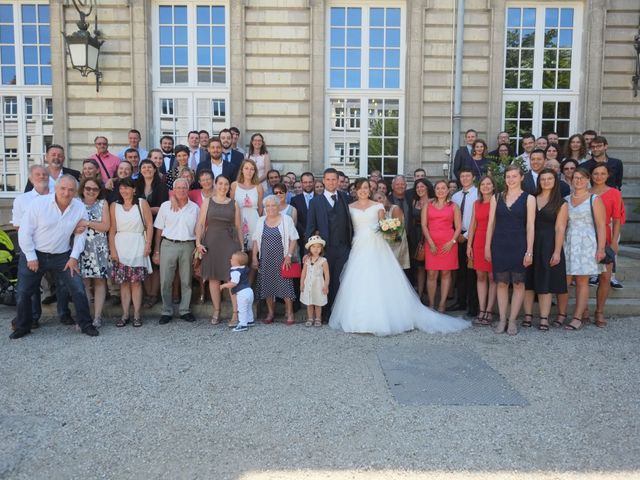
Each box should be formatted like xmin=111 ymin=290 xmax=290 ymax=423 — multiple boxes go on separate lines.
xmin=229 ymin=126 xmax=245 ymax=156
xmin=192 ymin=169 xmax=214 ymax=207
xmin=462 ymin=139 xmax=489 ymax=178
xmin=485 ymin=165 xmax=535 ymax=335
xmin=273 ymin=183 xmax=298 ymax=225
xmin=406 ymin=168 xmax=434 ymax=204
xmin=583 ymin=129 xmax=597 ymax=151
xmin=582 ymin=136 xmax=623 ymax=191
xmin=108 ymin=178 xmax=153 ymax=328
xmin=590 ymin=164 xmax=625 ymax=327
xmin=196 ymin=175 xmax=243 ymax=326
xmin=79 ymin=178 xmax=111 ymax=328
xmin=377 ymin=180 xmax=388 ymax=195
xmin=466 ymin=175 xmax=497 ymax=325
xmin=293 ymin=181 xmax=303 ymax=196
xmin=88 ymin=135 xmax=120 ymax=181
xmin=545 ymin=158 xmax=571 ymax=197
xmin=25 ymin=144 xmax=79 ymax=192
xmin=148 ymin=149 xmax=166 ymax=180
xmin=409 ymin=178 xmax=431 ymax=300
xmin=219 ymin=128 xmax=245 ymax=175
xmin=369 ymin=170 xmax=382 ymax=182
xmin=422 ymin=180 xmax=461 ymax=312
xmin=123 ymin=148 xmax=141 ymax=179
xmin=105 ymin=161 xmax=133 ymax=204
xmin=199 ymin=130 xmax=210 ymax=149
xmin=135 ymin=159 xmax=169 ymax=308
xmin=563 ymin=133 xmax=588 ymax=164
xmin=547 ymin=132 xmax=559 ymax=145
xmin=246 ymin=133 xmax=271 ymax=186
xmin=290 ymin=172 xmax=315 ymax=256
xmin=300 ymin=236 xmax=329 ymax=327
xmin=495 ymin=144 xmax=512 ymax=164
xmin=488 ymin=131 xmax=511 ymax=158
xmin=314 ymin=180 xmax=325 ymax=196
xmin=374 ymin=192 xmax=410 ymax=269
xmin=117 ymin=128 xmax=148 ymax=161
xmin=81 ymin=159 xmax=103 ymax=185
xmin=159 ymin=135 xmax=175 ymax=174
xmin=521 ymin=169 xmax=568 ymax=331
xmin=545 ymin=143 xmax=561 ymax=163
xmin=517 ymin=134 xmax=536 ymax=170
xmin=368 ymin=179 xmax=378 ymax=194
xmin=560 ymin=158 xmax=578 ymax=186
xmin=522 ymin=149 xmax=546 ymax=195
xmin=196 ymin=137 xmax=239 ymax=183
xmin=451 ymin=168 xmax=479 ymax=317
xmin=220 ymin=251 xmax=254 ymax=332
xmin=12 ymin=175 xmax=97 ymax=339
xmin=453 ymin=129 xmax=477 ymax=179
xmin=153 ymin=178 xmax=199 ymax=325
xmin=536 ymin=136 xmax=548 ymax=150
xmin=253 ymin=195 xmax=299 ymax=325
xmin=558 ymin=168 xmax=606 ymax=330
xmin=166 ymin=145 xmax=190 ymax=190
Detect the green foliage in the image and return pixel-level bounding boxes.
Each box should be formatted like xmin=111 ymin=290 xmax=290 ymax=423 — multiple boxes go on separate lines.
xmin=486 ymin=155 xmax=527 ymax=192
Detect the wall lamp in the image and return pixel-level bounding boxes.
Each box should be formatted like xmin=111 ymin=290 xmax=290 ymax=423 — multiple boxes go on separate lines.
xmin=63 ymin=0 xmax=104 ymax=92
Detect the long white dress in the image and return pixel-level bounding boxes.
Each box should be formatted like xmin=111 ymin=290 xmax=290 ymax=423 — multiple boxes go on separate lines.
xmin=330 ymin=203 xmax=470 ymax=336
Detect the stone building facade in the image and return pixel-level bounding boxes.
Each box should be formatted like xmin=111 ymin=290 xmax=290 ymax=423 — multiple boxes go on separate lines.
xmin=0 ymin=0 xmax=638 ymax=237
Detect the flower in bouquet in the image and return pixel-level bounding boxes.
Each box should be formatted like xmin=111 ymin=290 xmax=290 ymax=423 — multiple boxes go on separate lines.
xmin=378 ymin=217 xmax=404 ymax=242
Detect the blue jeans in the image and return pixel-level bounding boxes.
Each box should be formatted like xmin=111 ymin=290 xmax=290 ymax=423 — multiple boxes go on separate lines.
xmin=14 ymin=287 xmax=41 ymax=323
xmin=15 ymin=251 xmax=91 ymax=333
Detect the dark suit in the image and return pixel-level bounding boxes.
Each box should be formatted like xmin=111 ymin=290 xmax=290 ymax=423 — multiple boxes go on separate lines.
xmin=560 ymin=179 xmax=570 ymax=197
xmin=306 ymin=190 xmax=353 ymax=316
xmin=221 ymin=149 xmax=244 ymax=182
xmin=452 ymin=145 xmax=472 ymax=180
xmin=522 ymin=171 xmax=539 ymax=195
xmin=291 ymin=192 xmax=314 ymax=254
xmin=25 ymin=167 xmax=80 ymax=192
xmin=196 ymin=158 xmax=240 ymax=185
xmin=160 ymin=152 xmax=175 ymax=175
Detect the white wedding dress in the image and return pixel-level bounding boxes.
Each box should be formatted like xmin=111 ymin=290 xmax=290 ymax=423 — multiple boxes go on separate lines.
xmin=329 ymin=203 xmax=470 ymax=336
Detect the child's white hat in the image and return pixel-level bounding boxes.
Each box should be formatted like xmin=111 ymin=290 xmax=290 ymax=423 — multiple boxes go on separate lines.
xmin=305 ymin=235 xmax=326 ymax=250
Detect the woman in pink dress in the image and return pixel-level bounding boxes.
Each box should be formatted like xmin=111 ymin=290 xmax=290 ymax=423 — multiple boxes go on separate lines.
xmin=467 ymin=175 xmax=497 ymax=325
xmin=421 ymin=180 xmax=462 ymax=312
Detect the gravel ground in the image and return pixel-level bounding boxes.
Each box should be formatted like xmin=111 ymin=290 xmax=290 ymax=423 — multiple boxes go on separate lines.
xmin=1 ymin=305 xmax=639 ymax=480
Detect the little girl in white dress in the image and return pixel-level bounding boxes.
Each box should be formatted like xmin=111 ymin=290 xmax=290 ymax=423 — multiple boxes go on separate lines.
xmin=300 ymin=236 xmax=330 ymax=327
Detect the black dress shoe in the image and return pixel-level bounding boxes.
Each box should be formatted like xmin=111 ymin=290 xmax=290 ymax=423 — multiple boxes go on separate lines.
xmin=180 ymin=312 xmax=196 ymax=322
xmin=41 ymin=294 xmax=57 ymax=305
xmin=9 ymin=330 xmax=31 ymax=340
xmin=81 ymin=325 xmax=99 ymax=337
xmin=59 ymin=314 xmax=75 ymax=325
xmin=159 ymin=315 xmax=172 ymax=325
xmin=31 ymin=319 xmax=40 ymax=329
xmin=446 ymin=303 xmax=466 ymax=312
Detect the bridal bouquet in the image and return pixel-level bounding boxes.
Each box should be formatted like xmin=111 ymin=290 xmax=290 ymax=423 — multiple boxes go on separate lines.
xmin=379 ymin=218 xmax=403 ymax=243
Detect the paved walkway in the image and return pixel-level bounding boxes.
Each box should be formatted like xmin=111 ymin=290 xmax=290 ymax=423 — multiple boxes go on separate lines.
xmin=1 ymin=306 xmax=638 ymax=479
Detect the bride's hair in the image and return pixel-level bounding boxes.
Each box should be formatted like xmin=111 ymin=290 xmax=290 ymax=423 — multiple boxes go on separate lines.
xmin=354 ymin=177 xmax=370 ymax=195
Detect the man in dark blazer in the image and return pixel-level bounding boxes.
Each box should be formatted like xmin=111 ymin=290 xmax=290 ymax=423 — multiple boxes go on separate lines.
xmin=290 ymin=172 xmax=315 ymax=254
xmin=305 ymin=168 xmax=353 ymax=320
xmin=25 ymin=144 xmax=80 ymax=192
xmin=186 ymin=130 xmax=210 ymax=173
xmin=522 ymin=149 xmax=546 ymax=195
xmin=219 ymin=129 xmax=244 ymax=180
xmin=196 ymin=137 xmax=239 ymax=183
xmin=452 ymin=129 xmax=477 ymax=181
xmin=159 ymin=135 xmax=175 ymax=174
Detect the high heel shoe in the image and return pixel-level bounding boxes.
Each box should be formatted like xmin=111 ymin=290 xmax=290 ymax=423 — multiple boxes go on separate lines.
xmin=522 ymin=314 xmax=533 ymax=328
xmin=495 ymin=318 xmax=507 ymax=334
xmin=210 ymin=309 xmax=221 ymax=325
xmin=538 ymin=316 xmax=549 ymax=331
xmin=473 ymin=311 xmax=486 ymax=325
xmin=552 ymin=313 xmax=566 ymax=328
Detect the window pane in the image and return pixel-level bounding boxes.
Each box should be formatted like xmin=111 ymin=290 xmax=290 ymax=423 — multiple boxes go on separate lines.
xmin=24 ymin=66 xmax=38 ymax=84
xmin=0 ymin=25 xmax=13 ymax=43
xmin=559 ymin=29 xmax=572 ymax=48
xmin=40 ymin=66 xmax=51 ymax=85
xmin=212 ymin=6 xmax=225 ymax=24
xmin=174 ymin=47 xmax=188 ymax=65
xmin=544 ymin=29 xmax=557 ymax=48
xmin=543 ymin=50 xmax=557 ymax=68
xmin=506 ymin=29 xmax=519 ymax=48
xmin=347 ymin=8 xmax=361 ymax=26
xmin=384 ymin=118 xmax=398 ymax=136
xmin=2 ymin=66 xmax=16 ymax=84
xmin=159 ymin=6 xmax=172 ymax=24
xmin=1 ymin=46 xmax=15 ymax=64
xmin=370 ymin=28 xmax=384 ymax=47
xmin=330 ymin=69 xmax=343 ymax=88
xmin=523 ymin=8 xmax=536 ymax=27
xmin=22 ymin=26 xmax=37 ymax=43
xmin=175 ymin=67 xmax=188 ymax=83
xmin=504 ymin=70 xmax=517 ymax=88
xmin=519 ymin=101 xmax=533 ymax=118
xmin=383 ymin=158 xmax=398 ymax=176
xmin=560 ymin=9 xmax=573 ymax=28
xmin=557 ymin=102 xmax=570 ymax=119
xmin=545 ymin=8 xmax=558 ymax=27
xmin=197 ymin=6 xmax=209 ymax=24
xmin=558 ymin=50 xmax=571 ymax=68
xmin=519 ymin=70 xmax=532 ymax=88
xmin=369 ymin=69 xmax=383 ymax=88
xmin=331 ymin=48 xmax=344 ymax=67
xmin=0 ymin=5 xmax=13 ymax=22
xmin=197 ymin=26 xmax=209 ymax=44
xmin=212 ymin=47 xmax=225 ymax=65
xmin=346 ymin=69 xmax=360 ymax=88
xmin=542 ymin=102 xmax=555 ymax=118
xmin=521 ymin=29 xmax=535 ymax=48
xmin=386 ymin=49 xmax=400 ymax=68
xmin=385 ymin=70 xmax=399 ymax=88
xmin=159 ymin=26 xmax=171 ymax=45
xmin=331 ymin=28 xmax=344 ymax=47
xmin=346 ymin=48 xmax=360 ymax=68
xmin=23 ymin=46 xmax=37 ymax=64
xmin=197 ymin=47 xmax=210 ymax=65
xmin=22 ymin=5 xmax=37 ymax=23
xmin=38 ymin=25 xmax=49 ymax=44
xmin=507 ymin=8 xmax=520 ymax=27
xmin=174 ymin=26 xmax=187 ymax=45
xmin=160 ymin=47 xmax=172 ymax=65
xmin=370 ymin=48 xmax=383 ymax=68
xmin=543 ymin=70 xmax=556 ymax=88
xmin=557 ymin=71 xmax=570 ymax=89
xmin=346 ymin=28 xmax=360 ymax=47
xmin=370 ymin=8 xmax=384 ymax=27
xmin=331 ymin=8 xmax=345 ymax=26
xmin=213 ymin=26 xmax=224 ymax=45
xmin=386 ymin=9 xmax=401 ymax=27
xmin=520 ymin=50 xmax=533 ymax=68
xmin=386 ymin=29 xmax=400 ymax=48
xmin=174 ymin=6 xmax=187 ymax=24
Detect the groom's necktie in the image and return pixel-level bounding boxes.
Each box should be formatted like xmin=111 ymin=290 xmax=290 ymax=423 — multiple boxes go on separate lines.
xmin=331 ymin=194 xmax=337 ymax=207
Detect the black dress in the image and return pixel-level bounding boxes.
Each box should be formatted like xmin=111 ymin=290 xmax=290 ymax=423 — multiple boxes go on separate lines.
xmin=491 ymin=191 xmax=528 ymax=284
xmin=527 ymin=202 xmax=568 ymax=294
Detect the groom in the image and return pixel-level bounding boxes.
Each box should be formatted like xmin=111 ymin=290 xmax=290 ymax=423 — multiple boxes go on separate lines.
xmin=305 ymin=168 xmax=353 ymax=321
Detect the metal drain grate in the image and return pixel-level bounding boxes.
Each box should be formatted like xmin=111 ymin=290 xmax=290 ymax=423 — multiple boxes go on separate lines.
xmin=378 ymin=345 xmax=528 ymax=406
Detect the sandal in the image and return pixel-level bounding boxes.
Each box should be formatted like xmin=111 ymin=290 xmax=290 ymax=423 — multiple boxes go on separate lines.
xmin=538 ymin=316 xmax=549 ymax=331
xmin=480 ymin=311 xmax=493 ymax=326
xmin=565 ymin=317 xmax=583 ymax=331
xmin=522 ymin=314 xmax=533 ymax=328
xmin=286 ymin=315 xmax=295 ymax=326
xmin=228 ymin=312 xmax=239 ymax=328
xmin=305 ymin=318 xmax=313 ymax=327
xmin=116 ymin=317 xmax=129 ymax=328
xmin=594 ymin=311 xmax=607 ymax=328
xmin=132 ymin=317 xmax=143 ymax=327
xmin=313 ymin=318 xmax=322 ymax=327
xmin=582 ymin=310 xmax=591 ymax=325
xmin=143 ymin=296 xmax=158 ymax=309
xmin=262 ymin=315 xmax=274 ymax=325
xmin=210 ymin=309 xmax=221 ymax=325
xmin=473 ymin=311 xmax=486 ymax=325
xmin=552 ymin=313 xmax=566 ymax=328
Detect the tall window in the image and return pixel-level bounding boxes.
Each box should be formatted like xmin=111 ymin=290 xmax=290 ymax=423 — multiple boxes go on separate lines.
xmin=326 ymin=4 xmax=405 ymax=178
xmin=0 ymin=2 xmax=52 ymax=195
xmin=152 ymin=3 xmax=228 ymax=146
xmin=502 ymin=5 xmax=581 ymax=153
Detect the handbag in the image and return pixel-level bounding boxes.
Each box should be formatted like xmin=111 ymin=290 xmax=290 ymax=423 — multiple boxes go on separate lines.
xmin=280 ymin=259 xmax=302 ymax=279
xmin=414 ymin=238 xmax=425 ymax=261
xmin=589 ymin=195 xmax=615 ymax=265
xmin=136 ymin=202 xmax=153 ymax=273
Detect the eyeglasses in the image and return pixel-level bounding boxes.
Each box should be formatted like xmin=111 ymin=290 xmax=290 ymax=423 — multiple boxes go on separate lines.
xmin=95 ymin=142 xmax=107 ymax=145
xmin=84 ymin=186 xmax=100 ymax=192
xmin=273 ymin=191 xmax=284 ymax=195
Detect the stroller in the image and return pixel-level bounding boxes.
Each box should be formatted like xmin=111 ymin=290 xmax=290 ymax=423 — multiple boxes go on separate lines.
xmin=0 ymin=229 xmax=18 ymax=306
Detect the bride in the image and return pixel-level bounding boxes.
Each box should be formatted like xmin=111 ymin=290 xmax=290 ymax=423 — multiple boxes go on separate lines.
xmin=330 ymin=178 xmax=470 ymax=336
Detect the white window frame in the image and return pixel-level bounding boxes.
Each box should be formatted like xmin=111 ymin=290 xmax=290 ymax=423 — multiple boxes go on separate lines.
xmin=0 ymin=1 xmax=52 ymax=197
xmin=501 ymin=3 xmax=583 ymax=147
xmin=324 ymin=1 xmax=406 ymax=177
xmin=151 ymin=1 xmax=230 ymax=146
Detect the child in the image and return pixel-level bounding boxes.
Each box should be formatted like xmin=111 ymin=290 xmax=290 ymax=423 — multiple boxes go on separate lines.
xmin=220 ymin=251 xmax=254 ymax=332
xmin=300 ymin=236 xmax=330 ymax=327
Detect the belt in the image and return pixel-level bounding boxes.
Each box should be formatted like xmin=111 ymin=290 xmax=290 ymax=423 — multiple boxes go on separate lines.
xmin=162 ymin=238 xmax=195 ymax=244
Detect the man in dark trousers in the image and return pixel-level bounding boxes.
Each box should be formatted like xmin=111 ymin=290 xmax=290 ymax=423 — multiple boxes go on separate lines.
xmin=305 ymin=168 xmax=353 ymax=321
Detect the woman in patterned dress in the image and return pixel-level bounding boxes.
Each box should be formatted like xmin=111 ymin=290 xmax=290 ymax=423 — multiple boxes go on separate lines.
xmin=252 ymin=195 xmax=299 ymax=325
xmin=79 ymin=178 xmax=111 ymax=328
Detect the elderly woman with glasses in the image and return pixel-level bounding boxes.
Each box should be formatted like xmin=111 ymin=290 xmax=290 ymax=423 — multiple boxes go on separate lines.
xmin=272 ymin=182 xmax=298 ymax=225
xmin=252 ymin=194 xmax=299 ymax=325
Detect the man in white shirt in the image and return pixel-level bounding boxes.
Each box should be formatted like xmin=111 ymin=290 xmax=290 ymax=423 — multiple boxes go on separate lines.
xmin=117 ymin=128 xmax=148 ymax=161
xmin=153 ymin=178 xmax=200 ymax=324
xmin=450 ymin=167 xmax=479 ymax=317
xmin=12 ymin=175 xmax=98 ymax=339
xmin=11 ymin=165 xmax=49 ymax=329
xmin=517 ymin=134 xmax=536 ymax=171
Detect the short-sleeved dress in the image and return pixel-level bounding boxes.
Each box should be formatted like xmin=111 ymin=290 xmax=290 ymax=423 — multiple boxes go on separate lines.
xmin=564 ymin=195 xmax=605 ymax=276
xmin=491 ymin=191 xmax=528 ymax=284
xmin=256 ymin=224 xmax=296 ymax=300
xmin=300 ymin=256 xmax=328 ymax=306
xmin=471 ymin=200 xmax=492 ymax=273
xmin=386 ymin=205 xmax=410 ymax=269
xmin=598 ymin=188 xmax=625 ymax=245
xmin=234 ymin=185 xmax=259 ymax=250
xmin=424 ymin=202 xmax=458 ymax=271
xmin=111 ymin=203 xmax=152 ymax=283
xmin=409 ymin=202 xmax=424 ymax=266
xmin=80 ymin=199 xmax=110 ymax=279
xmin=201 ymin=198 xmax=241 ymax=281
xmin=527 ymin=202 xmax=568 ymax=294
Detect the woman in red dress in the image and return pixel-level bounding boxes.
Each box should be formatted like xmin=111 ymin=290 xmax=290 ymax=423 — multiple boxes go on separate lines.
xmin=422 ymin=180 xmax=462 ymax=312
xmin=467 ymin=175 xmax=497 ymax=325
xmin=590 ymin=164 xmax=625 ymax=327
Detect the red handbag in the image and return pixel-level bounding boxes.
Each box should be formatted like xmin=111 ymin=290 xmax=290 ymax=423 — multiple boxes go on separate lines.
xmin=280 ymin=259 xmax=302 ymax=279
